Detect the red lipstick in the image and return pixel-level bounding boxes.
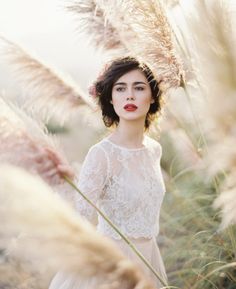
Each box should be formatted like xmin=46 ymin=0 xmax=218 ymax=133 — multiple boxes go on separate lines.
xmin=124 ymin=104 xmax=138 ymax=111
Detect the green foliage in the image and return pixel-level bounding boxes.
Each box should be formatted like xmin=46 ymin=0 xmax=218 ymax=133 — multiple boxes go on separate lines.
xmin=160 ymin=134 xmax=236 ymax=289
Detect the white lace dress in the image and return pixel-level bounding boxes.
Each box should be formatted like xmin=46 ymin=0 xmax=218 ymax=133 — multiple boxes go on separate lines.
xmin=49 ymin=135 xmax=167 ymax=289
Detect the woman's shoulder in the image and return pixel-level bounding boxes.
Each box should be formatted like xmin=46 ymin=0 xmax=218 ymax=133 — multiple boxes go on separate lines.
xmin=145 ymin=136 xmax=163 ymax=156
xmin=82 ymin=139 xmax=109 ymax=164
xmin=89 ymin=137 xmax=109 ymax=151
xmin=145 ymin=135 xmax=162 ymax=148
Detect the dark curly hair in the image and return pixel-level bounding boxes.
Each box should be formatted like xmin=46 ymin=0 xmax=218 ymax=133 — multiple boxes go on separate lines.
xmin=93 ymin=56 xmax=163 ymax=129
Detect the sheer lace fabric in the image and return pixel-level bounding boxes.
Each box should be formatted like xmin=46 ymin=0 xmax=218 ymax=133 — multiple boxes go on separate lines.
xmin=74 ymin=136 xmax=166 ymax=240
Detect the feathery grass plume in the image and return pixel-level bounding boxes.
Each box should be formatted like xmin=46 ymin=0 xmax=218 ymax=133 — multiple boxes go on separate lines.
xmin=0 ymin=97 xmax=75 ymax=189
xmin=166 ymin=129 xmax=202 ymax=169
xmin=163 ymin=2 xmax=198 ymax=89
xmin=203 ymin=142 xmax=236 ymax=230
xmin=97 ymin=0 xmax=184 ymax=91
xmin=0 ymin=254 xmax=51 ymax=289
xmin=0 ymin=164 xmax=158 ymax=289
xmin=181 ymin=0 xmax=236 ymax=223
xmin=179 ymin=0 xmax=236 ymax=130
xmin=65 ymin=0 xmax=125 ymax=53
xmin=0 ymin=36 xmax=95 ymax=124
xmin=213 ymin=187 xmax=236 ymax=229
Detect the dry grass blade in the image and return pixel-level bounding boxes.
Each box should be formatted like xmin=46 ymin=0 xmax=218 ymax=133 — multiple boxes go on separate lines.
xmin=0 ymin=36 xmax=95 ymax=124
xmin=98 ymin=0 xmax=184 ymax=91
xmin=0 ymin=164 xmax=157 ymax=289
xmin=65 ymin=0 xmax=125 ymax=52
xmin=0 ymin=97 xmax=75 ymax=189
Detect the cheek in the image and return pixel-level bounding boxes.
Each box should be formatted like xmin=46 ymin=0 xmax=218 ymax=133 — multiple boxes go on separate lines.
xmin=111 ymin=94 xmax=123 ymax=106
xmin=139 ymin=96 xmax=153 ymax=113
xmin=139 ymin=95 xmax=153 ymax=106
xmin=111 ymin=97 xmax=122 ymax=114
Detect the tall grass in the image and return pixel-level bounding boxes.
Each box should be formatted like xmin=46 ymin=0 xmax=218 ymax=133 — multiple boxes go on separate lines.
xmin=158 ymin=1 xmax=236 ymax=288
xmin=160 ymin=149 xmax=236 ymax=288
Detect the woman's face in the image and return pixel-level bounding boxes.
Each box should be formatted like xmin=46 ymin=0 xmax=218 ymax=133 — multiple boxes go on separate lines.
xmin=111 ymin=69 xmax=154 ymax=124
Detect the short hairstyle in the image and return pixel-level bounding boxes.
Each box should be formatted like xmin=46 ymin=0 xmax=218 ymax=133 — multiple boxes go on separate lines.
xmin=93 ymin=56 xmax=163 ymax=129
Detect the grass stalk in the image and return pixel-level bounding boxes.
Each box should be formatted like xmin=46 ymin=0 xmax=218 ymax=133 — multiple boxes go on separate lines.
xmin=192 ymin=262 xmax=236 ymax=289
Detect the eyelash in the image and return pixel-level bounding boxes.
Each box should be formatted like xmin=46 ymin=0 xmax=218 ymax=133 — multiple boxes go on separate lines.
xmin=116 ymin=86 xmax=144 ymax=92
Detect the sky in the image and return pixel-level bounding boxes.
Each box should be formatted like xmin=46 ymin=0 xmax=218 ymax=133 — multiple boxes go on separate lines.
xmin=0 ymin=0 xmax=103 ymax=94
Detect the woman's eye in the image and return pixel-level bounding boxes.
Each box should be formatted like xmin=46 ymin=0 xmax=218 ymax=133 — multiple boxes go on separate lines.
xmin=135 ymin=86 xmax=145 ymax=91
xmin=116 ymin=87 xmax=125 ymax=92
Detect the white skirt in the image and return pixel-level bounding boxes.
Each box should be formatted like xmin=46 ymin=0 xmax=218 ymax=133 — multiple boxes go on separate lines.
xmin=48 ymin=237 xmax=167 ymax=289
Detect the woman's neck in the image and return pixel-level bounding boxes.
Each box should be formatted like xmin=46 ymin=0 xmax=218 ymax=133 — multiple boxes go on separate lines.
xmin=109 ymin=119 xmax=146 ymax=149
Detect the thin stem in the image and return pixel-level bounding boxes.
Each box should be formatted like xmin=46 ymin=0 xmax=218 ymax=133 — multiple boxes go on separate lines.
xmin=64 ymin=176 xmax=171 ymax=288
xmin=227 ymin=226 xmax=236 ymax=258
xmin=191 ymin=262 xmax=236 ymax=289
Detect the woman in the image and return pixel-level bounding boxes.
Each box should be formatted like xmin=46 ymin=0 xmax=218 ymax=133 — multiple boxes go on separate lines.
xmin=49 ymin=56 xmax=167 ymax=288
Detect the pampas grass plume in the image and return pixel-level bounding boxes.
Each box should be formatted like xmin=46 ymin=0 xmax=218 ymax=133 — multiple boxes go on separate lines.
xmin=0 ymin=97 xmax=75 ymax=187
xmin=66 ymin=0 xmax=125 ymax=52
xmin=0 ymin=164 xmax=156 ymax=289
xmin=213 ymin=187 xmax=236 ymax=229
xmin=97 ymin=0 xmax=184 ymax=91
xmin=0 ymin=36 xmax=95 ymax=124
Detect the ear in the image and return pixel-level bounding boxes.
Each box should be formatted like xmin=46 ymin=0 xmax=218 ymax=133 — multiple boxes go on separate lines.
xmin=110 ymin=100 xmax=113 ymax=104
xmin=150 ymin=98 xmax=155 ymax=104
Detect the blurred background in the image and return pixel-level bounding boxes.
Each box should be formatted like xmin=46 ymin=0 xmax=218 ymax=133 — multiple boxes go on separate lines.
xmin=0 ymin=0 xmax=103 ymax=93
xmin=0 ymin=0 xmax=108 ymax=162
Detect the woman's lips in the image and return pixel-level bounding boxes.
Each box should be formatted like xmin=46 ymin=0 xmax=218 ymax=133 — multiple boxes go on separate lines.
xmin=124 ymin=104 xmax=138 ymax=111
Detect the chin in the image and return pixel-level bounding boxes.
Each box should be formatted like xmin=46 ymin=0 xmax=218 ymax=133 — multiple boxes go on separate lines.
xmin=121 ymin=115 xmax=146 ymax=122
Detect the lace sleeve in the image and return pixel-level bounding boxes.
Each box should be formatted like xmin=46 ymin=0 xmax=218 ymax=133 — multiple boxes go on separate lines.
xmin=74 ymin=145 xmax=108 ymax=224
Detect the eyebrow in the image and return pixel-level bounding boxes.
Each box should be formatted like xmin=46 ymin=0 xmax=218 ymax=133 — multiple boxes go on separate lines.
xmin=113 ymin=81 xmax=147 ymax=86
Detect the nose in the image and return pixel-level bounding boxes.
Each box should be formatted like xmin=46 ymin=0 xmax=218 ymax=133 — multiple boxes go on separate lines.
xmin=126 ymin=95 xmax=135 ymax=101
xmin=126 ymin=87 xmax=136 ymax=101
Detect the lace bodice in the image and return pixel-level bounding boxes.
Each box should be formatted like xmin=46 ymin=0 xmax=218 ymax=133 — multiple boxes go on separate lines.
xmin=74 ymin=136 xmax=166 ymax=240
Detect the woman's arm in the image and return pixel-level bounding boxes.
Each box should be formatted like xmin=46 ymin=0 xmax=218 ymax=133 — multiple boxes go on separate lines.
xmin=74 ymin=145 xmax=108 ymax=224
